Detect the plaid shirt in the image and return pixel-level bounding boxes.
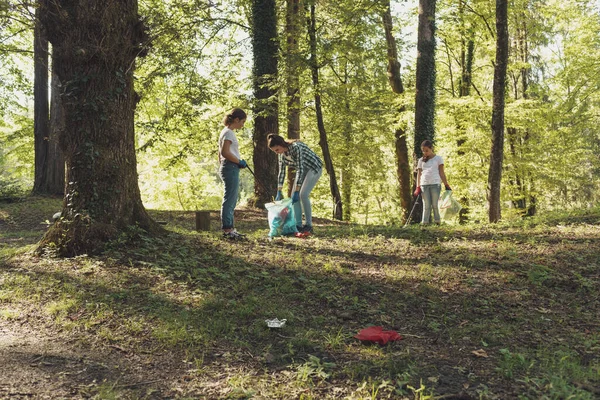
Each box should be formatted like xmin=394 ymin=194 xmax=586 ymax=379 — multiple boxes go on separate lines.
xmin=278 ymin=141 xmax=323 ymax=188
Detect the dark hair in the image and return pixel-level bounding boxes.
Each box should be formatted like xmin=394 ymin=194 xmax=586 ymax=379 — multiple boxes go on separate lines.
xmin=421 ymin=140 xmax=433 ymax=149
xmin=223 ymin=108 xmax=247 ymax=126
xmin=267 ymin=133 xmax=291 ymax=148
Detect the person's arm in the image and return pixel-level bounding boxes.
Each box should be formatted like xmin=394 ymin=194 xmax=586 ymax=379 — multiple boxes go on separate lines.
xmin=294 ymin=144 xmax=304 ymax=192
xmin=221 ymin=140 xmax=241 ymax=164
xmin=414 ymin=159 xmax=423 ymax=196
xmin=277 ymin=154 xmax=287 ymax=190
xmin=439 ymin=163 xmax=451 ymax=189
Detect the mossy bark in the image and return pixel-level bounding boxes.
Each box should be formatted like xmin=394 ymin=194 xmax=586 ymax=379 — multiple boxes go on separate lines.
xmin=36 ymin=0 xmax=161 ymax=256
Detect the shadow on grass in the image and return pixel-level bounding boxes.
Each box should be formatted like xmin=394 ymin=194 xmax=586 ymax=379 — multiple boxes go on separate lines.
xmin=1 ymin=202 xmax=599 ymax=398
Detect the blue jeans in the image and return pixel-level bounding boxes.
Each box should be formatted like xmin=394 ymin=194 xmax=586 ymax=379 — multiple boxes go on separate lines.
xmin=421 ymin=184 xmax=441 ymax=224
xmin=294 ymin=168 xmax=322 ymax=227
xmin=219 ymin=161 xmax=240 ymax=229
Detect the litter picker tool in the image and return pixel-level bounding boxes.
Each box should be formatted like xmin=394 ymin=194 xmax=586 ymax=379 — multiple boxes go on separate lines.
xmin=245 ymin=165 xmax=274 ymax=201
xmin=403 ymin=194 xmax=421 ymax=228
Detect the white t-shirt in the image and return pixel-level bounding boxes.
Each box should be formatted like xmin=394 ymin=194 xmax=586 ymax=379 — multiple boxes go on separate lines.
xmin=218 ymin=127 xmax=240 ymax=164
xmin=417 ymin=155 xmax=444 ymax=185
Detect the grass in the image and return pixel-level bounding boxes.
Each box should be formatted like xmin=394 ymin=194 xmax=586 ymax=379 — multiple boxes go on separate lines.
xmin=0 ymin=197 xmax=599 ymax=399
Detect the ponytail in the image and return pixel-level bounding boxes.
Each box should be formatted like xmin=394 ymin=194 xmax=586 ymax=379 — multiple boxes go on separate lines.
xmin=267 ymin=133 xmax=291 ymax=148
xmin=222 ymin=108 xmax=247 ymax=126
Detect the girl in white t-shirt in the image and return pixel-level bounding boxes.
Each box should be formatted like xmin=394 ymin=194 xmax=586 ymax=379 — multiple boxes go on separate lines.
xmin=414 ymin=140 xmax=451 ymax=224
xmin=218 ymin=108 xmax=248 ymax=239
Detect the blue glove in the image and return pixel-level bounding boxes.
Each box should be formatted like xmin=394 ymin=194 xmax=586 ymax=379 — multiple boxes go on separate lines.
xmin=292 ymin=191 xmax=300 ymax=204
xmin=238 ymin=159 xmax=247 ymax=168
xmin=275 ymin=190 xmax=283 ymax=201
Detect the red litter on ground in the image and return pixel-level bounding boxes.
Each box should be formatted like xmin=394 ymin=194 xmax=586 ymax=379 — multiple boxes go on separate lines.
xmin=354 ymin=326 xmax=402 ymax=345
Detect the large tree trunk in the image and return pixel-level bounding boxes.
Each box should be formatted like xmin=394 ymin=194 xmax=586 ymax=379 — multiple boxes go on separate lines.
xmin=487 ymin=0 xmax=509 ymax=223
xmin=412 ymin=0 xmax=437 ymax=223
xmin=308 ymin=3 xmax=342 ymax=220
xmin=37 ymin=0 xmax=161 ymax=256
xmin=251 ymin=0 xmax=279 ymax=206
xmin=382 ymin=2 xmax=411 ymax=221
xmin=32 ymin=2 xmax=50 ymax=194
xmin=285 ymin=0 xmax=302 ymax=196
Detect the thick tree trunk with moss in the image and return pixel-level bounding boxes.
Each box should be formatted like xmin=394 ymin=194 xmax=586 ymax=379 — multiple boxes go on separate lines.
xmin=412 ymin=0 xmax=437 ymax=223
xmin=488 ymin=0 xmax=509 ymax=223
xmin=37 ymin=0 xmax=161 ymax=256
xmin=382 ymin=2 xmax=411 ymax=222
xmin=251 ymin=0 xmax=279 ymax=207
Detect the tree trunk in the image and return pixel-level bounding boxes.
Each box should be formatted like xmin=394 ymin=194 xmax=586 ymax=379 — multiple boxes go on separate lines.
xmin=457 ymin=0 xmax=473 ymax=223
xmin=37 ymin=0 xmax=161 ymax=256
xmin=285 ymin=0 xmax=302 ymax=195
xmin=341 ymin=66 xmax=353 ymax=222
xmin=382 ymin=2 xmax=411 ymax=221
xmin=251 ymin=0 xmax=279 ymax=207
xmin=413 ymin=0 xmax=437 ymax=223
xmin=487 ymin=0 xmax=509 ymax=223
xmin=47 ymin=50 xmax=66 ymax=195
xmin=32 ymin=2 xmax=50 ymax=194
xmin=308 ymin=3 xmax=342 ymax=220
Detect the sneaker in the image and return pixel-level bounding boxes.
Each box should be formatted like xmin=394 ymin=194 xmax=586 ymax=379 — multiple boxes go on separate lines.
xmin=300 ymin=225 xmax=313 ymax=234
xmin=222 ymin=230 xmax=245 ymax=240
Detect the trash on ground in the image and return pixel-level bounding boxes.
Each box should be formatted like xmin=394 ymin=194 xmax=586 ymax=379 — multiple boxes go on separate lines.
xmin=354 ymin=326 xmax=402 ymax=345
xmin=265 ymin=318 xmax=287 ymax=328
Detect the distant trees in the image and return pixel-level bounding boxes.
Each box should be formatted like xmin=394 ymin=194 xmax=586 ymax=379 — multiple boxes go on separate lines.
xmin=2 ymin=0 xmax=600 ymax=232
xmin=32 ymin=1 xmax=64 ymax=196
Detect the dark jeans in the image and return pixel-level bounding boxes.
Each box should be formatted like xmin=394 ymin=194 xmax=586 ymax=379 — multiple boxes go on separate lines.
xmin=219 ymin=161 xmax=239 ymax=229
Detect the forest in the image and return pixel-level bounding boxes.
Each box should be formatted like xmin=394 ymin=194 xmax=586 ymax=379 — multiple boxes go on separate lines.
xmin=1 ymin=0 xmax=599 ymax=399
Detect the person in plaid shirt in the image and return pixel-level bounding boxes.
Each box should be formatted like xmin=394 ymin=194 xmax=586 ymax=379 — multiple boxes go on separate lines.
xmin=267 ymin=134 xmax=323 ymax=234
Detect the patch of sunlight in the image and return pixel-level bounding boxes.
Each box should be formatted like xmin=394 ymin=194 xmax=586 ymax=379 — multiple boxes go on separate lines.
xmin=0 ymin=307 xmax=20 ymax=320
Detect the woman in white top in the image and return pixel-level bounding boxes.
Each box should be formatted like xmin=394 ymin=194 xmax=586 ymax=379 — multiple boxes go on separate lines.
xmin=218 ymin=108 xmax=248 ymax=239
xmin=414 ymin=140 xmax=451 ymax=224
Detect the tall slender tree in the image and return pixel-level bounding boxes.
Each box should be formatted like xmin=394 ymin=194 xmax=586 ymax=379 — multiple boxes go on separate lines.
xmin=32 ymin=1 xmax=50 ymax=194
xmin=37 ymin=0 xmax=160 ymax=256
xmin=488 ymin=0 xmax=509 ymax=222
xmin=47 ymin=50 xmax=65 ymax=195
xmin=251 ymin=0 xmax=279 ymax=206
xmin=381 ymin=0 xmax=411 ymax=221
xmin=308 ymin=1 xmax=342 ymax=220
xmin=285 ymin=0 xmax=302 ymax=195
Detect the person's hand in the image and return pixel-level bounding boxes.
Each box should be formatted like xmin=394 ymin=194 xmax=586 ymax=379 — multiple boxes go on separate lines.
xmin=444 ymin=184 xmax=452 ymax=191
xmin=292 ymin=191 xmax=300 ymax=204
xmin=413 ymin=186 xmax=422 ymax=197
xmin=275 ymin=190 xmax=283 ymax=201
xmin=238 ymin=159 xmax=247 ymax=168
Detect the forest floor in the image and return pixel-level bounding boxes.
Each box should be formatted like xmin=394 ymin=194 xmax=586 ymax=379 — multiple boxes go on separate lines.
xmin=1 ymin=196 xmax=599 ymax=399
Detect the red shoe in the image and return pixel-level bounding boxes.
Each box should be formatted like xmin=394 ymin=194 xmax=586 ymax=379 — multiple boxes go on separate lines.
xmin=294 ymin=231 xmax=311 ymax=238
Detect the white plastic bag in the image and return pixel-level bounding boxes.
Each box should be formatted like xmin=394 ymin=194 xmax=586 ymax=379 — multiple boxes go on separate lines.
xmin=439 ymin=190 xmax=462 ymax=220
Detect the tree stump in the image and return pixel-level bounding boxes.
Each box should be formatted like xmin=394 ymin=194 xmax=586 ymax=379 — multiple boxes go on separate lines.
xmin=195 ymin=211 xmax=211 ymax=231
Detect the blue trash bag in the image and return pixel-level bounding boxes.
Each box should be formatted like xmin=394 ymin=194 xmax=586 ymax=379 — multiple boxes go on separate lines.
xmin=439 ymin=190 xmax=462 ymax=221
xmin=265 ymin=198 xmax=299 ymax=237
